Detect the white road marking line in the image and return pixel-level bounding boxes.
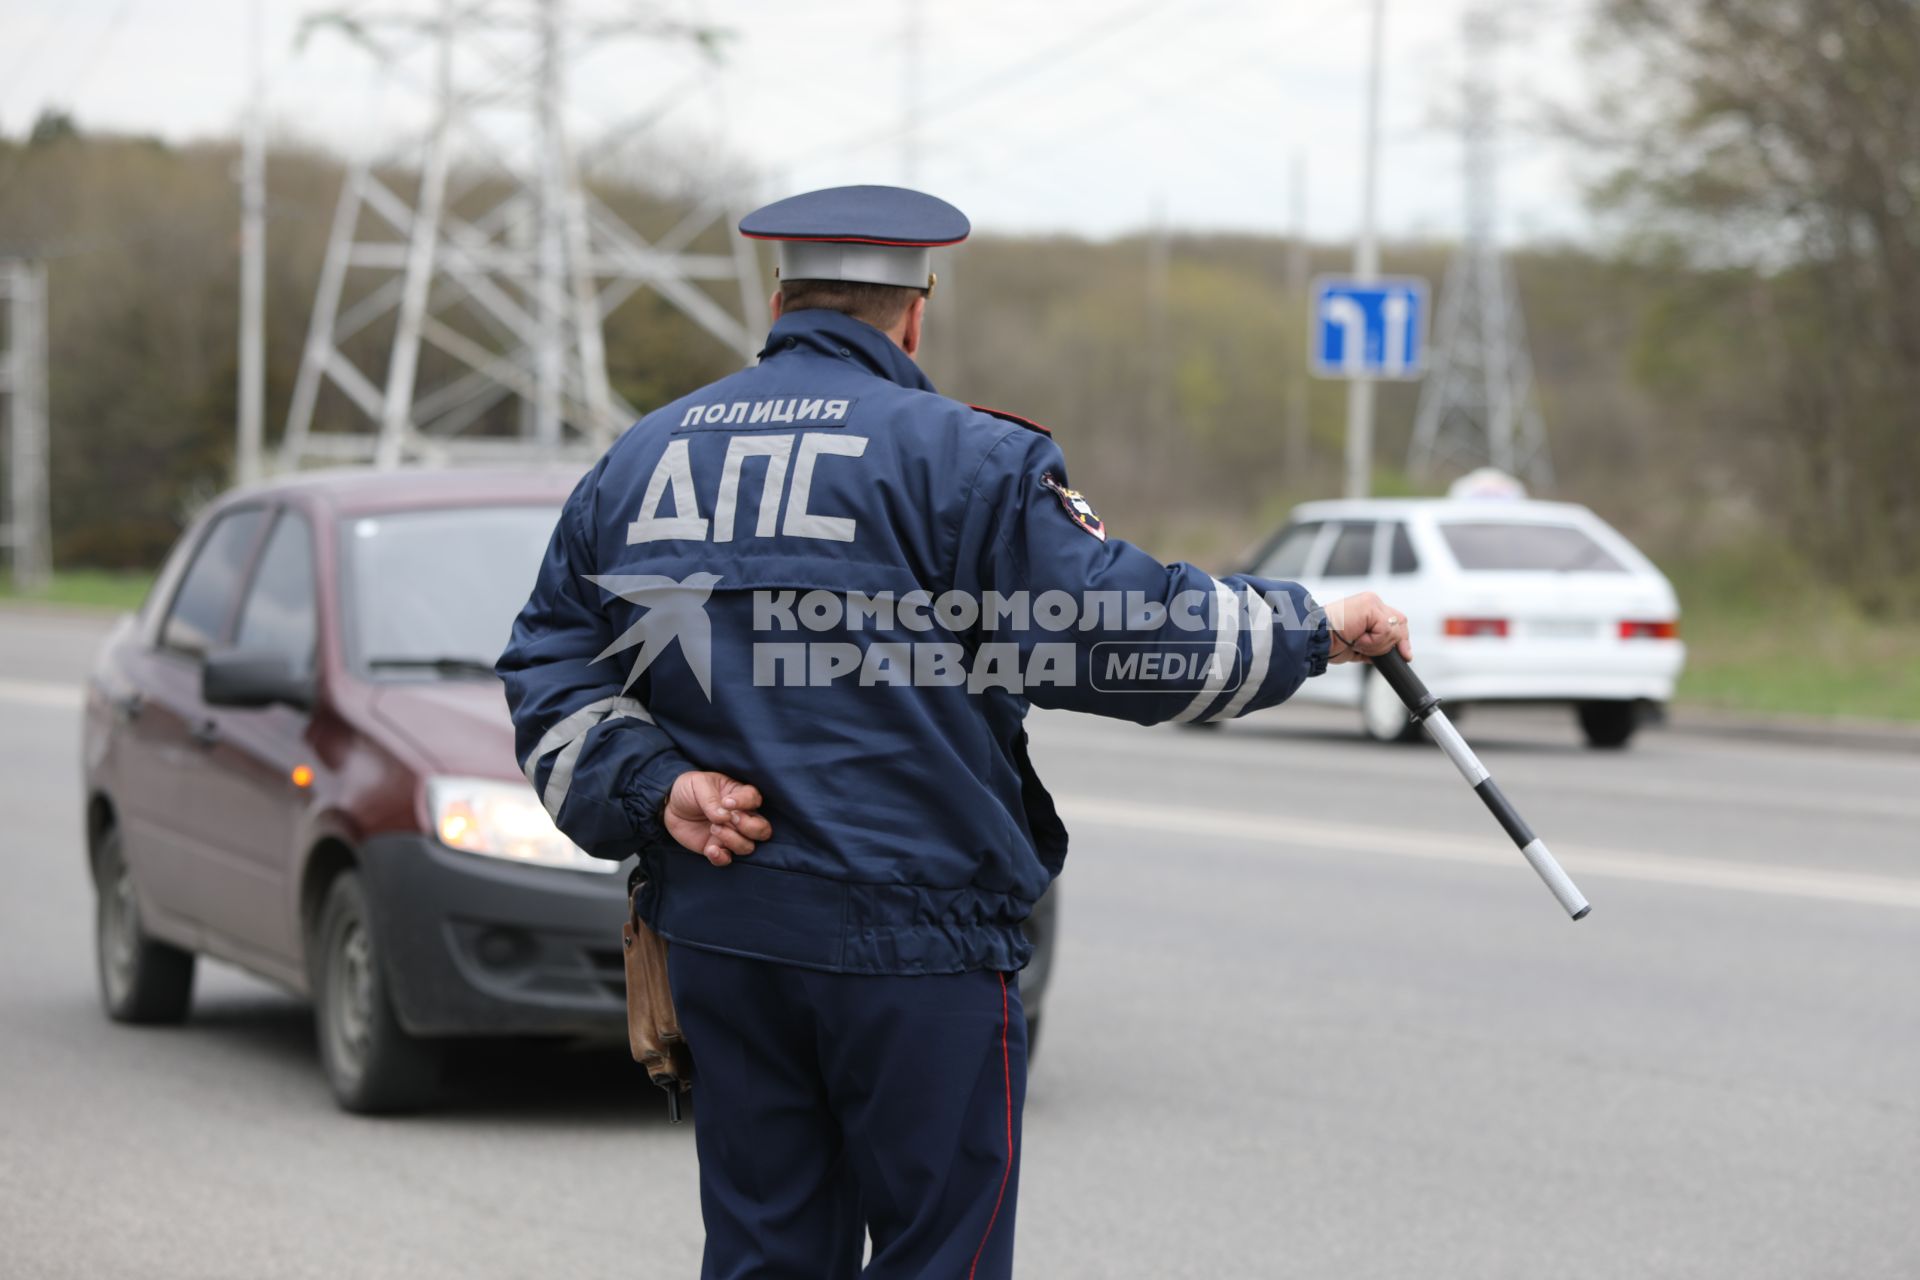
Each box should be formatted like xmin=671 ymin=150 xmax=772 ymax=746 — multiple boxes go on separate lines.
xmin=2 ymin=673 xmax=1909 ymax=910
xmin=0 ymin=679 xmax=83 ymax=711
xmin=1053 ymin=794 xmax=1920 ymax=912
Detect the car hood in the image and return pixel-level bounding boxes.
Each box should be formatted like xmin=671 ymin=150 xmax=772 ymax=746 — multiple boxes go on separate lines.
xmin=368 ymin=679 xmax=523 ymax=781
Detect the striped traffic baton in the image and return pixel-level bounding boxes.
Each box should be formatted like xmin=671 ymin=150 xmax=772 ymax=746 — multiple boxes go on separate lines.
xmin=1372 ymin=649 xmax=1591 ymax=921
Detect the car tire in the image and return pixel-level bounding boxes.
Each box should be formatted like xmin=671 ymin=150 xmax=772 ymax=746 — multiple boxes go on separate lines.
xmin=313 ymin=871 xmax=443 ymax=1114
xmin=1361 ymin=668 xmax=1423 ymax=744
xmin=94 ymin=827 xmax=196 ymax=1025
xmin=1577 ymin=700 xmax=1639 ymax=749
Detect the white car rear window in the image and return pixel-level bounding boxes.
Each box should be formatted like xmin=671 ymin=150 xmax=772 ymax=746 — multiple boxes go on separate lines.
xmin=1438 ymin=522 xmax=1628 ymax=573
xmin=1255 ymin=523 xmax=1322 ymax=578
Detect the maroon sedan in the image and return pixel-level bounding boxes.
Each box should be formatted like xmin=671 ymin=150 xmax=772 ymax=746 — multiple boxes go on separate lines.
xmin=82 ymin=467 xmax=1058 ymax=1113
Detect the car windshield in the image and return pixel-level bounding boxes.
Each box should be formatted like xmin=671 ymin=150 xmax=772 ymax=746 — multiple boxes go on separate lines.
xmin=1437 ymin=521 xmax=1628 ymax=573
xmin=344 ymin=505 xmax=560 ymax=677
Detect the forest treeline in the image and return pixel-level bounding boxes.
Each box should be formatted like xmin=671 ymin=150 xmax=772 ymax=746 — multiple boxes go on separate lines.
xmin=2 ymin=0 xmax=1916 ymax=614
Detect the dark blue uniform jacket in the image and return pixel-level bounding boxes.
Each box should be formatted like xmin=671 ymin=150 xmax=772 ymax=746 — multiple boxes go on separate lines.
xmin=498 ymin=308 xmax=1330 ymax=976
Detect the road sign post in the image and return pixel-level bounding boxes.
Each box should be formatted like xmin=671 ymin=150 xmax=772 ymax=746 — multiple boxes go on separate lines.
xmin=1346 ymin=0 xmax=1387 ymax=500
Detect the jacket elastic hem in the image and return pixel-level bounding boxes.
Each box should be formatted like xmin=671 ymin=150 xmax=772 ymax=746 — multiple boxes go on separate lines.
xmin=640 ymin=849 xmax=1035 ymax=977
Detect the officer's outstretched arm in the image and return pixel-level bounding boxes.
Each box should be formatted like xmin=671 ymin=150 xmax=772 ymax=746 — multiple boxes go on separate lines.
xmin=498 ymin=460 xmax=696 ymax=860
xmin=955 ymin=430 xmax=1330 ymax=726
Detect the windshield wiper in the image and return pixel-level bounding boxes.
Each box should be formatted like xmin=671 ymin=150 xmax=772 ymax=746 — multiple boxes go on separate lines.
xmin=365 ymin=656 xmax=498 ymax=679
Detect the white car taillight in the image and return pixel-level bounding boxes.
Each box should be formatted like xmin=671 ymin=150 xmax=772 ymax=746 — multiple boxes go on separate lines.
xmin=1444 ymin=617 xmax=1510 ymax=638
xmin=1618 ymin=620 xmax=1680 ymax=640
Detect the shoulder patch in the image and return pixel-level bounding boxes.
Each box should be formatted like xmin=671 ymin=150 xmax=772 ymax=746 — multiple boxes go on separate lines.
xmin=969 ymin=403 xmax=1052 ymax=436
xmin=1040 ymin=473 xmax=1105 ymax=542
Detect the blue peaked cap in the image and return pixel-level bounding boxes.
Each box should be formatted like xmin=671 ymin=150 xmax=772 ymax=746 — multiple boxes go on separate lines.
xmin=740 ymin=185 xmax=970 ymax=289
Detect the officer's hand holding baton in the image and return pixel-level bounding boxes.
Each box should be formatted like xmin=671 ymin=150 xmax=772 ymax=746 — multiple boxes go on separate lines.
xmin=1324 ymin=594 xmax=1592 ymax=922
xmin=1324 ymin=592 xmax=1414 ymax=666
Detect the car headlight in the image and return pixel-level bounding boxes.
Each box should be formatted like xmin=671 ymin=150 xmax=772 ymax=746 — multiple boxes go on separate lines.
xmin=426 ymin=777 xmax=618 ymax=875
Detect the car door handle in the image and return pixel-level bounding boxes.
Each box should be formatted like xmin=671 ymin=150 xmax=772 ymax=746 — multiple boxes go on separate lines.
xmin=188 ymin=718 xmax=221 ymax=749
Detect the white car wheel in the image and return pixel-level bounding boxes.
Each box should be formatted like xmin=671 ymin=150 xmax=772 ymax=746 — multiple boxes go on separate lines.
xmin=1361 ymin=667 xmax=1423 ymax=743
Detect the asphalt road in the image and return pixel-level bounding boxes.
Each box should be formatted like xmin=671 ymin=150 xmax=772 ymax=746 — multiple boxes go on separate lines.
xmin=2 ymin=607 xmax=1916 ymax=1279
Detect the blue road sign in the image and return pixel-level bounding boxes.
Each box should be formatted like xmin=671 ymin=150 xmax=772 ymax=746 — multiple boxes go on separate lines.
xmin=1310 ymin=276 xmax=1429 ymax=380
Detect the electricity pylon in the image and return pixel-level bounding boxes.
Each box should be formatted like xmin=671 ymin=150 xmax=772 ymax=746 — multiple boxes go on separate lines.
xmin=1408 ymin=3 xmax=1551 ymax=488
xmin=283 ymin=0 xmax=765 ymax=470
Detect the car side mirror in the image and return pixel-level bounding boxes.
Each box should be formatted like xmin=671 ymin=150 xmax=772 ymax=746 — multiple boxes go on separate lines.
xmin=202 ymin=650 xmax=313 ymax=711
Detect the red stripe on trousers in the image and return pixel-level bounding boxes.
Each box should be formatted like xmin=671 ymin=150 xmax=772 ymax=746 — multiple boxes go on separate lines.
xmin=968 ymin=972 xmax=1013 ymax=1280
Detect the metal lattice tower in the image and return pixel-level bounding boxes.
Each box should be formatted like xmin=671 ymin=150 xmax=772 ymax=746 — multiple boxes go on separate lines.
xmin=1408 ymin=4 xmax=1551 ymax=488
xmin=1 ymin=259 xmax=51 ymax=589
xmin=283 ymin=0 xmax=766 ymax=470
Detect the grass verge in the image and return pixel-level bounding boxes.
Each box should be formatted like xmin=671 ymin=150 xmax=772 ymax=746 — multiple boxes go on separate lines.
xmin=0 ymin=570 xmax=154 ymax=613
xmin=1668 ymin=557 xmax=1920 ymax=722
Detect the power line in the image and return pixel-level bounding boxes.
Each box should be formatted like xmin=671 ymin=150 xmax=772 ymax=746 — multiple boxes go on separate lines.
xmin=61 ymin=0 xmax=142 ymax=106
xmin=782 ymin=0 xmax=1193 ymax=172
xmin=917 ymin=0 xmax=1173 ymax=120
xmin=0 ymin=0 xmax=139 ymax=199
xmin=932 ymin=0 xmax=1359 ymax=193
xmin=0 ymin=10 xmax=82 ymax=115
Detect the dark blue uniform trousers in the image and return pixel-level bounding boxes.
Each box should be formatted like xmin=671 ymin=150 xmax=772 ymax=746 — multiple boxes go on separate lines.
xmin=668 ymin=945 xmax=1027 ymax=1279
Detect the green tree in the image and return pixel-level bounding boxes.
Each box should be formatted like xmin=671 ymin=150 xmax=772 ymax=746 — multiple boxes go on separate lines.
xmin=1587 ymin=0 xmax=1920 ymax=611
xmin=28 ymin=109 xmax=80 ymax=147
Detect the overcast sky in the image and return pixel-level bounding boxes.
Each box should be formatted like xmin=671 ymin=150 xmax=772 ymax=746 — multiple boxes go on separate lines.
xmin=1 ymin=0 xmax=1604 ymax=245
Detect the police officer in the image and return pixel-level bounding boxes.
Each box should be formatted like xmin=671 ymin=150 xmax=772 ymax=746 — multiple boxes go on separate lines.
xmin=498 ymin=185 xmax=1410 ymax=1279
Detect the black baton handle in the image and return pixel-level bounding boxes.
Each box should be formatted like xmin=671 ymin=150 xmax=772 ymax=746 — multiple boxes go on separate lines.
xmin=1372 ymin=649 xmax=1441 ymax=722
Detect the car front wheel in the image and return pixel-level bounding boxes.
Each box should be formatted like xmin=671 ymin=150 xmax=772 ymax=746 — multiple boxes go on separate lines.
xmin=314 ymin=871 xmax=443 ymax=1113
xmin=1577 ymin=700 xmax=1639 ymax=749
xmin=95 ymin=827 xmax=196 ymax=1024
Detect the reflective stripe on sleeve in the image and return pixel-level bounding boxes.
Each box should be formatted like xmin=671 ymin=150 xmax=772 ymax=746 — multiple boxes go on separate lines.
xmin=1213 ymin=586 xmax=1274 ymax=722
xmin=1170 ymin=580 xmax=1240 ymax=724
xmin=522 ymin=694 xmax=653 ymax=819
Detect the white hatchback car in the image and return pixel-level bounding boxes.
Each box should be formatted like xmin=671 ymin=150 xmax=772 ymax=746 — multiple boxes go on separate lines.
xmin=1241 ymin=497 xmax=1685 ymax=748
